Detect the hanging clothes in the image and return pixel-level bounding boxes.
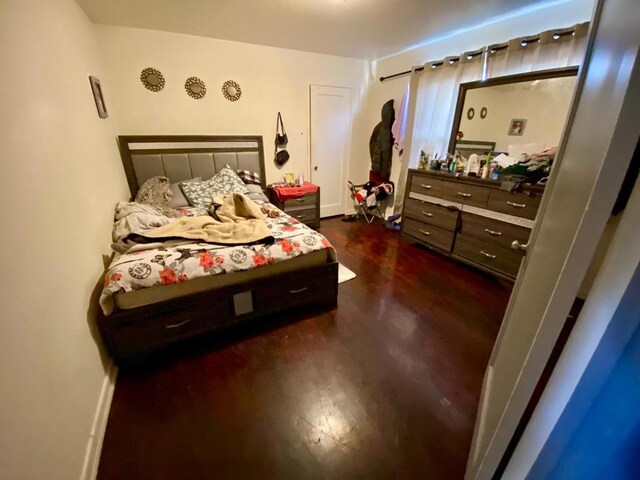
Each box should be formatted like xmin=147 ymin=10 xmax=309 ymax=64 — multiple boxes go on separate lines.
xmin=392 ymin=83 xmax=410 ymax=156
xmin=369 ymin=99 xmax=395 ymax=181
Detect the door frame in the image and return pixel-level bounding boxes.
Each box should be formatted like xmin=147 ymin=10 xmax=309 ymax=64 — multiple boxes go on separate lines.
xmin=309 ymin=84 xmax=352 ymax=217
xmin=466 ymin=0 xmax=640 ymax=477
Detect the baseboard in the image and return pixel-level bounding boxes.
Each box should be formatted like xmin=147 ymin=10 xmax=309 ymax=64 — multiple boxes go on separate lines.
xmin=79 ymin=362 xmax=118 ymax=480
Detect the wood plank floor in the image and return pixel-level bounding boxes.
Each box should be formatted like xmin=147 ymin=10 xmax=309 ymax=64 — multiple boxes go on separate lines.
xmin=98 ymin=217 xmax=512 ymax=480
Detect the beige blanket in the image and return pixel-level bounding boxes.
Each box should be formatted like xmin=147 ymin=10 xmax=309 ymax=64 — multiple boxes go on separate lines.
xmin=143 ymin=193 xmax=273 ymax=245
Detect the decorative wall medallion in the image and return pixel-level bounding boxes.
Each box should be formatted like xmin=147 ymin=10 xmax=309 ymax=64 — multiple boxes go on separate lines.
xmin=480 ymin=106 xmax=488 ymax=119
xmin=466 ymin=107 xmax=475 ymax=120
xmin=185 ymin=77 xmax=207 ymax=99
xmin=222 ymin=80 xmax=242 ymax=102
xmin=140 ymin=67 xmax=165 ymax=92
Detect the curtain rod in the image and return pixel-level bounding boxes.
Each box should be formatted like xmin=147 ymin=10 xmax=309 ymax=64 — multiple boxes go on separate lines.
xmin=379 ymin=22 xmax=589 ymax=82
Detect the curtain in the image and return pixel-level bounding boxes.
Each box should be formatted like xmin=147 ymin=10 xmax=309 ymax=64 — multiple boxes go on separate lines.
xmin=488 ymin=24 xmax=588 ymax=78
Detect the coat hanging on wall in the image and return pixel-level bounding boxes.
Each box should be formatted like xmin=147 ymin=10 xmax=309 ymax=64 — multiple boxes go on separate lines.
xmin=369 ymin=99 xmax=395 ymax=181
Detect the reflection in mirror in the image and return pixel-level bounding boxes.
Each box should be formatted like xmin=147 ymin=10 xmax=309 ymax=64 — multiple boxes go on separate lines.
xmin=184 ymin=77 xmax=206 ymax=99
xmin=447 ymin=67 xmax=578 ymax=184
xmin=146 ymin=74 xmax=159 ymax=86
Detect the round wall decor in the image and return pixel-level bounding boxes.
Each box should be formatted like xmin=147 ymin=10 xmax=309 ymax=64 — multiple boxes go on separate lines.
xmin=467 ymin=107 xmax=475 ymax=120
xmin=480 ymin=106 xmax=488 ymax=119
xmin=222 ymin=80 xmax=242 ymax=102
xmin=140 ymin=67 xmax=165 ymax=92
xmin=185 ymin=77 xmax=206 ymax=99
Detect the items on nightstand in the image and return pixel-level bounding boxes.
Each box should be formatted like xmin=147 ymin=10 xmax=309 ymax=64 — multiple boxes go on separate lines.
xmin=268 ymin=181 xmax=320 ymax=228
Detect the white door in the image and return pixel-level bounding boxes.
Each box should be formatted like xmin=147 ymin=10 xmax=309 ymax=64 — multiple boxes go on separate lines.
xmin=310 ymin=85 xmax=352 ymax=217
xmin=466 ymin=1 xmax=640 ymax=478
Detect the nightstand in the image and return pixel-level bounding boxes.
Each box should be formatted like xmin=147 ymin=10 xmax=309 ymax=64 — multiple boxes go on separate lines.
xmin=268 ymin=184 xmax=320 ymax=229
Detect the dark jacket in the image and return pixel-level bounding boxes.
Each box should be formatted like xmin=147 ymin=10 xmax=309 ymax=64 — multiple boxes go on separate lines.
xmin=369 ymin=99 xmax=395 ymax=180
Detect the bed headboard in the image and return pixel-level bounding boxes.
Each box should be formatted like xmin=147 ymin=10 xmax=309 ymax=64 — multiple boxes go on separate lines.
xmin=118 ymin=135 xmax=267 ymax=197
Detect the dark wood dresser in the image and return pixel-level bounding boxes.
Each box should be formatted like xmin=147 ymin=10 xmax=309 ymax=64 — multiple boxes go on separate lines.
xmin=268 ymin=186 xmax=320 ymax=228
xmin=401 ymin=169 xmax=543 ymax=279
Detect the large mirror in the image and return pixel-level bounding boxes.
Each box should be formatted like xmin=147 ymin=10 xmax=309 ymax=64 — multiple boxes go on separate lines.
xmin=448 ymin=67 xmax=578 ymax=181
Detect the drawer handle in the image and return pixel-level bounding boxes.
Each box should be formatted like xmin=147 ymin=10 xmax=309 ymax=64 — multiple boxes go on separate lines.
xmin=296 ymin=214 xmax=306 ymax=219
xmin=289 ymin=287 xmax=308 ymax=294
xmin=480 ymin=251 xmax=496 ymax=259
xmin=420 ymin=184 xmax=432 ymax=189
xmin=419 ymin=229 xmax=431 ymax=236
xmin=165 ymin=319 xmax=191 ymax=329
xmin=506 ymin=201 xmax=526 ymax=208
xmin=295 ymin=198 xmax=305 ymax=202
xmin=457 ymin=192 xmax=472 ymax=198
xmin=484 ymin=228 xmax=502 ymax=236
xmin=421 ymin=211 xmax=434 ymax=217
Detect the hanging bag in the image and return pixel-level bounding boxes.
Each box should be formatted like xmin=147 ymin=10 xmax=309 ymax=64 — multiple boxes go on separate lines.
xmin=274 ymin=112 xmax=290 ymax=167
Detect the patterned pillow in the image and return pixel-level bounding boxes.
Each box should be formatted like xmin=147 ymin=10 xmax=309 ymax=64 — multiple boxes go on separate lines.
xmin=208 ymin=165 xmax=250 ymax=196
xmin=238 ymin=169 xmax=261 ymax=186
xmin=179 ymin=179 xmax=216 ymax=208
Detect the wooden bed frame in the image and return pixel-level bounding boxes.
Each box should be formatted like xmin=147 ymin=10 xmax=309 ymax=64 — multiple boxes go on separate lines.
xmin=98 ymin=135 xmax=338 ymax=364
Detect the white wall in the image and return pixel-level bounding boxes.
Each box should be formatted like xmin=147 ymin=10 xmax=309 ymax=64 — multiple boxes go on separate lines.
xmin=0 ymin=1 xmax=129 ymax=479
xmin=360 ymin=0 xmax=594 ymax=215
xmin=94 ymin=25 xmax=372 ymax=192
xmin=458 ymin=76 xmax=577 ymax=152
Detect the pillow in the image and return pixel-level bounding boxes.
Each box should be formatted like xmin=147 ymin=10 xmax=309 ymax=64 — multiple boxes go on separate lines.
xmin=134 ymin=176 xmax=180 ymax=217
xmin=246 ymin=184 xmax=264 ymax=194
xmin=179 ymin=179 xmax=215 ymax=209
xmin=208 ymin=165 xmax=250 ymax=196
xmin=238 ymin=169 xmax=261 ymax=186
xmin=170 ymin=177 xmax=201 ymax=208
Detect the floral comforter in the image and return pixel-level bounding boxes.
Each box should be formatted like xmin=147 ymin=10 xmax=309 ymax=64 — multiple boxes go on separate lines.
xmin=100 ymin=197 xmax=335 ymax=315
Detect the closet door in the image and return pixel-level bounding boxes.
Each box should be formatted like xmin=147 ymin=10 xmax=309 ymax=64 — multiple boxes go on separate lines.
xmin=310 ymin=85 xmax=352 ymax=217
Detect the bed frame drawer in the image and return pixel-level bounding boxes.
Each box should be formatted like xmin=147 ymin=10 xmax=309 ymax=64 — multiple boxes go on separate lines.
xmin=487 ymin=189 xmax=542 ymax=220
xmin=459 ymin=212 xmax=531 ymax=249
xmin=98 ymin=262 xmax=338 ymax=363
xmin=453 ymin=233 xmax=524 ymax=277
xmin=403 ymin=218 xmax=455 ymax=252
xmin=404 ymin=198 xmax=460 ymax=231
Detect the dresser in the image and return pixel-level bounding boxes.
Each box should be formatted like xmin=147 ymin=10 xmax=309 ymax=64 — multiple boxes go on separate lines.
xmin=401 ymin=169 xmax=543 ymax=280
xmin=268 ymin=186 xmax=321 ymax=229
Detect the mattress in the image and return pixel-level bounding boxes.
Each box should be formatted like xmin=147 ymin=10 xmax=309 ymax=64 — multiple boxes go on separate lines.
xmin=114 ymin=248 xmax=330 ymax=310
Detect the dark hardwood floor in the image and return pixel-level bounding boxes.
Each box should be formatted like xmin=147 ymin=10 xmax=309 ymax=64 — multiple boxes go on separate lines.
xmin=98 ymin=216 xmax=512 ymax=480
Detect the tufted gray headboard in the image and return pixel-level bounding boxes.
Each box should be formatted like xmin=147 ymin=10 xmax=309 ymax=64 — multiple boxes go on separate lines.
xmin=118 ymin=135 xmax=267 ymax=198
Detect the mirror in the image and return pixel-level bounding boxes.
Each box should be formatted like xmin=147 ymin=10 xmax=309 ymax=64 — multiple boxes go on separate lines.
xmin=140 ymin=67 xmax=165 ymax=92
xmin=222 ymin=80 xmax=242 ymax=102
xmin=184 ymin=77 xmax=206 ymax=99
xmin=448 ymin=67 xmax=578 ymax=180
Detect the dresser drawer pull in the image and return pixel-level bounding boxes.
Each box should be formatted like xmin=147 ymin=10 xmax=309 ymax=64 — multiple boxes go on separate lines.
xmin=506 ymin=201 xmax=526 ymax=208
xmin=480 ymin=251 xmax=497 ymax=259
xmin=295 ymin=198 xmax=305 ymax=202
xmin=484 ymin=228 xmax=502 ymax=236
xmin=165 ymin=319 xmax=191 ymax=329
xmin=457 ymin=192 xmax=472 ymax=198
xmin=421 ymin=211 xmax=434 ymax=217
xmin=289 ymin=287 xmax=308 ymax=294
xmin=420 ymin=184 xmax=432 ymax=189
xmin=296 ymin=214 xmax=306 ymax=219
xmin=419 ymin=229 xmax=431 ymax=236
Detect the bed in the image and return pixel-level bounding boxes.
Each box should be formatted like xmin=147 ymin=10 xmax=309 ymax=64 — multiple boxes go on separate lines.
xmin=97 ymin=135 xmax=338 ymax=363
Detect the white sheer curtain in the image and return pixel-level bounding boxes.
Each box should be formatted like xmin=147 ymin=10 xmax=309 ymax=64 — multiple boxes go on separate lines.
xmin=488 ymin=24 xmax=588 ymax=78
xmin=407 ymin=54 xmax=484 ymax=166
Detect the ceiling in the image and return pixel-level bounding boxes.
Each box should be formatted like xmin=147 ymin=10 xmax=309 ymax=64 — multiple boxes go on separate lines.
xmin=77 ymin=0 xmax=553 ymax=60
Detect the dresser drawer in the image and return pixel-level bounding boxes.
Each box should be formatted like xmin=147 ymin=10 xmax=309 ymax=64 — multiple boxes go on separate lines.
xmin=404 ymin=198 xmax=460 ymax=231
xmin=438 ymin=181 xmax=490 ymax=208
xmin=284 ymin=193 xmax=317 ymax=209
xmin=288 ymin=206 xmax=317 ymax=224
xmin=403 ymin=218 xmax=455 ymax=252
xmin=487 ymin=189 xmax=542 ymax=220
xmin=459 ymin=212 xmax=531 ymax=249
xmin=453 ymin=233 xmax=524 ymax=277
